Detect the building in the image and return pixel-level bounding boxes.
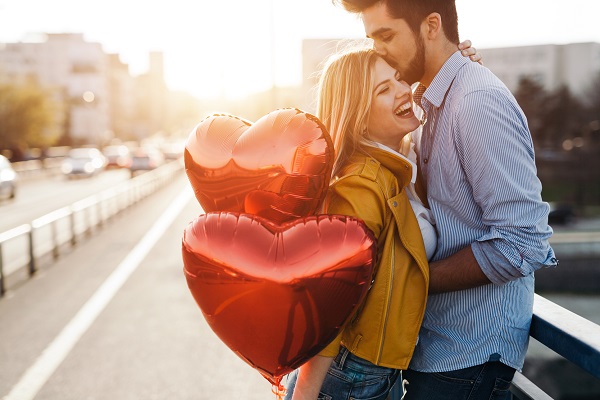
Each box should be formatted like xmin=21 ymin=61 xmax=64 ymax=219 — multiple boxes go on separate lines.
xmin=0 ymin=33 xmax=111 ymax=145
xmin=480 ymin=42 xmax=600 ymax=97
xmin=0 ymin=33 xmax=170 ymax=146
xmin=301 ymin=39 xmax=600 ymax=104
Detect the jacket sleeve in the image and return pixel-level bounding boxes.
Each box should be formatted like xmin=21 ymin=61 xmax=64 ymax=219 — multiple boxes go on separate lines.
xmin=318 ymin=172 xmax=387 ymax=357
xmin=321 ymin=174 xmax=388 ymax=239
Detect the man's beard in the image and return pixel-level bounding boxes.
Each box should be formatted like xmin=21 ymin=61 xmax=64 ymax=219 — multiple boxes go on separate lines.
xmin=383 ymin=32 xmax=426 ymax=85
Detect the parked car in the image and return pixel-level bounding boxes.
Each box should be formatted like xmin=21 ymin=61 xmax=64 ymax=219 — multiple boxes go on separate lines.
xmin=102 ymin=145 xmax=131 ymax=169
xmin=61 ymin=147 xmax=106 ymax=178
xmin=160 ymin=141 xmax=185 ymax=160
xmin=548 ymin=202 xmax=576 ymax=225
xmin=128 ymin=148 xmax=165 ymax=177
xmin=0 ymin=155 xmax=17 ymax=200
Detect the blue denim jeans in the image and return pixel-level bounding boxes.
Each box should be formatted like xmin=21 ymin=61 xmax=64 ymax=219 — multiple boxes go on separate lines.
xmin=402 ymin=362 xmax=515 ymax=400
xmin=285 ymin=346 xmax=401 ymax=400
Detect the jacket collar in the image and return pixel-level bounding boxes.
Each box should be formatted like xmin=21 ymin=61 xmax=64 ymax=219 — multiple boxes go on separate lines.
xmin=366 ymin=142 xmax=417 ymax=184
xmin=349 ymin=144 xmax=415 ymax=187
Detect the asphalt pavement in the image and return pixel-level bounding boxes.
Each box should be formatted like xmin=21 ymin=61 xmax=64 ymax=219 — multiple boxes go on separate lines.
xmin=0 ymin=174 xmax=276 ymax=399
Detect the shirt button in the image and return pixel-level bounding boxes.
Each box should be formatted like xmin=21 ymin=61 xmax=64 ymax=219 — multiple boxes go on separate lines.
xmin=392 ymin=201 xmax=398 ymax=207
xmin=424 ymin=158 xmax=429 ymax=164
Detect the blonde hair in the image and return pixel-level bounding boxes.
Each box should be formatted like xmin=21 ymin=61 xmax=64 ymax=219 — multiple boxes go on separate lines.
xmin=316 ymin=46 xmax=380 ymax=177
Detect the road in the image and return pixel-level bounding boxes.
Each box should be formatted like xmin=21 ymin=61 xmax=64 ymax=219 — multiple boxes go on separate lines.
xmin=0 ymin=169 xmax=132 ymax=233
xmin=0 ymin=173 xmax=275 ymax=400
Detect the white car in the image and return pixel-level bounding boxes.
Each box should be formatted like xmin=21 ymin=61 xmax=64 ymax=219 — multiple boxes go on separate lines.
xmin=103 ymin=145 xmax=131 ymax=169
xmin=0 ymin=155 xmax=17 ymax=200
xmin=61 ymin=148 xmax=106 ymax=178
xmin=128 ymin=148 xmax=165 ymax=177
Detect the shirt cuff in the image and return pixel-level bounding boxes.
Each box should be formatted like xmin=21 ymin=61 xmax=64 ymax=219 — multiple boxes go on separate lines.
xmin=471 ymin=241 xmax=558 ymax=285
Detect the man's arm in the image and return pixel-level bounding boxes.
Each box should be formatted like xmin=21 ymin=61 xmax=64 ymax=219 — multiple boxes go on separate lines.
xmin=428 ymin=246 xmax=490 ymax=294
xmin=429 ymin=85 xmax=556 ymax=293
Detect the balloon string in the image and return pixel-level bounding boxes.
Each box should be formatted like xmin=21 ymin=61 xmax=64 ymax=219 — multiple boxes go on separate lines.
xmin=272 ymin=383 xmax=286 ymax=400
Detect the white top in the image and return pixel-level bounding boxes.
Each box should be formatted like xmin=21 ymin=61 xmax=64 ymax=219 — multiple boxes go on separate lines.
xmin=368 ymin=140 xmax=437 ymax=260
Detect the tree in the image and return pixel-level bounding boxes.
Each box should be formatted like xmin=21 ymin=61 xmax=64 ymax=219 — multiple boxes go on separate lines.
xmin=514 ymin=76 xmax=547 ymax=148
xmin=582 ymin=71 xmax=600 ymax=150
xmin=540 ymin=85 xmax=585 ymax=149
xmin=583 ymin=70 xmax=600 ymax=116
xmin=0 ymin=81 xmax=60 ymax=154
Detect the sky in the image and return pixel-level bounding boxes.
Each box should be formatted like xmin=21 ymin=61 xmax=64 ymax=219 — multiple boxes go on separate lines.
xmin=1 ymin=0 xmax=599 ymax=99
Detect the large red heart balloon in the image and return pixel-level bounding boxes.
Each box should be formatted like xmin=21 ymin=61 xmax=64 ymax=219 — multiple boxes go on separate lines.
xmin=182 ymin=212 xmax=376 ymax=387
xmin=184 ymin=108 xmax=334 ymax=224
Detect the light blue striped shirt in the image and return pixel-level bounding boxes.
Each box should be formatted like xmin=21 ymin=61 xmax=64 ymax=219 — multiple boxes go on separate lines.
xmin=409 ymin=51 xmax=558 ymax=372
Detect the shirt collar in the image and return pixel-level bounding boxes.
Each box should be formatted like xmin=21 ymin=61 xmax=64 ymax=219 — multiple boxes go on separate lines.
xmin=422 ymin=50 xmax=468 ymax=108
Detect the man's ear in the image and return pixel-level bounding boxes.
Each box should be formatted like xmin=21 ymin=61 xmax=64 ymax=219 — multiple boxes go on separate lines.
xmin=422 ymin=12 xmax=442 ymax=40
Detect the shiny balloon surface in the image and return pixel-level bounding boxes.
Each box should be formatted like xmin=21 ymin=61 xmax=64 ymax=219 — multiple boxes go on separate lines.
xmin=185 ymin=109 xmax=333 ymax=224
xmin=182 ymin=212 xmax=376 ymax=385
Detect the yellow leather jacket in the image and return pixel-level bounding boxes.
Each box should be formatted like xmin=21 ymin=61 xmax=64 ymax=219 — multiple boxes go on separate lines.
xmin=319 ymin=146 xmax=429 ymax=369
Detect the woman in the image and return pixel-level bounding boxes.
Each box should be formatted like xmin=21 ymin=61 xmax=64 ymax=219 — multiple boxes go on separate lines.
xmin=286 ymin=41 xmax=480 ymax=400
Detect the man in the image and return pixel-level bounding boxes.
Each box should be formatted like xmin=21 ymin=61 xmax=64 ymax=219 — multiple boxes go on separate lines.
xmin=334 ymin=1 xmax=557 ymax=399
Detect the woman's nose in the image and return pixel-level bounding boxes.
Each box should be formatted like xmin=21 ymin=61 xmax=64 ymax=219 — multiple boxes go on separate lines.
xmin=394 ymin=81 xmax=410 ymax=97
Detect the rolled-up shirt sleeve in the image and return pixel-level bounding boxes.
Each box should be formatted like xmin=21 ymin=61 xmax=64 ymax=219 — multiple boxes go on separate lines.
xmin=457 ymin=89 xmax=558 ymax=285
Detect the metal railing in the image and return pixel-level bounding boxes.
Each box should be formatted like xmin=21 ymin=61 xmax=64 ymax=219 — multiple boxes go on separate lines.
xmin=0 ymin=160 xmax=183 ymax=295
xmin=11 ymin=157 xmax=64 ymax=179
xmin=510 ymin=293 xmax=600 ymax=399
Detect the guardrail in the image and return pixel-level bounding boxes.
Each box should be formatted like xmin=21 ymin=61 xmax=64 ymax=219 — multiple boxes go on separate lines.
xmin=11 ymin=158 xmax=64 ymax=180
xmin=510 ymin=294 xmax=600 ymax=399
xmin=0 ymin=160 xmax=183 ymax=295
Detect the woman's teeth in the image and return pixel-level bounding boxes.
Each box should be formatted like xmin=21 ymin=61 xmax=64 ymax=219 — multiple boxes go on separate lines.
xmin=395 ymin=103 xmax=412 ymax=116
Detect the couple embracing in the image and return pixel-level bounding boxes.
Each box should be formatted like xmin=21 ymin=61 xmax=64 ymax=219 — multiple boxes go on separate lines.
xmin=286 ymin=1 xmax=557 ymax=399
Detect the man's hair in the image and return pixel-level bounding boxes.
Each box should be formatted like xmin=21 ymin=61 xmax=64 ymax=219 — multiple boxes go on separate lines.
xmin=333 ymin=0 xmax=459 ymax=44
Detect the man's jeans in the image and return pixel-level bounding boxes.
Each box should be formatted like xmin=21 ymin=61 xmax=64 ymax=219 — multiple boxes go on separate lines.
xmin=403 ymin=362 xmax=516 ymax=400
xmin=284 ymin=346 xmax=400 ymax=400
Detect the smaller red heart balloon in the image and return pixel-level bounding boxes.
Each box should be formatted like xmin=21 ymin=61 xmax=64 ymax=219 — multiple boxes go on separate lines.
xmin=182 ymin=212 xmax=376 ymax=386
xmin=184 ymin=109 xmax=333 ymax=224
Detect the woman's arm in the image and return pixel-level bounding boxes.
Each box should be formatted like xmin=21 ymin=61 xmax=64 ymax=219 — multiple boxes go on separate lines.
xmin=459 ymin=39 xmax=482 ymax=64
xmin=291 ymin=356 xmax=334 ymax=400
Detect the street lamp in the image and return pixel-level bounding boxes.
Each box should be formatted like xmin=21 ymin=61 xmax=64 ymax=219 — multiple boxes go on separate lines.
xmin=82 ymin=91 xmax=96 ymax=146
xmin=83 ymin=91 xmax=95 ymax=104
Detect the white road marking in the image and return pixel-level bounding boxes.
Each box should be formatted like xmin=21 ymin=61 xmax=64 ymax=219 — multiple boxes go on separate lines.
xmin=3 ymin=187 xmax=193 ymax=400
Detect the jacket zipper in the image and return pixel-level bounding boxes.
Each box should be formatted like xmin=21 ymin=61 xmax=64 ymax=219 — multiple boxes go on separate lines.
xmin=377 ymin=239 xmax=395 ymax=363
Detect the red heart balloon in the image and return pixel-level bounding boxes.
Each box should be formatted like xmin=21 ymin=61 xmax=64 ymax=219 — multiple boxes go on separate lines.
xmin=184 ymin=109 xmax=334 ymax=224
xmin=182 ymin=212 xmax=376 ymax=386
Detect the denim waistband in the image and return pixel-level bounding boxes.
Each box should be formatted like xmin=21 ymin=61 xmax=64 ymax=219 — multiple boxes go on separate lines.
xmin=334 ymin=346 xmax=397 ymax=375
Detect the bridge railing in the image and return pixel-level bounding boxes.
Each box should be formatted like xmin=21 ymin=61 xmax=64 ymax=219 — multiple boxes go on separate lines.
xmin=0 ymin=160 xmax=183 ymax=296
xmin=510 ymin=293 xmax=600 ymax=399
xmin=11 ymin=157 xmax=65 ymax=180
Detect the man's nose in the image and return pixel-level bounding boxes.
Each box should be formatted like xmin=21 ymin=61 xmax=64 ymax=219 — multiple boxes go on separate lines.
xmin=373 ymin=41 xmax=386 ymax=56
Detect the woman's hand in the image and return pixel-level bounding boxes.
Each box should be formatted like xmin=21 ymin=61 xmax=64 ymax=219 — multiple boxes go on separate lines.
xmin=458 ymin=39 xmax=483 ymax=65
xmin=291 ymin=356 xmax=334 ymax=400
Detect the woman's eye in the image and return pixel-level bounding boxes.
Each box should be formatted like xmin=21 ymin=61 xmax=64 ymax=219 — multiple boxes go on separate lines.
xmin=379 ymin=86 xmax=389 ymax=95
xmin=382 ymin=34 xmax=393 ymax=43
